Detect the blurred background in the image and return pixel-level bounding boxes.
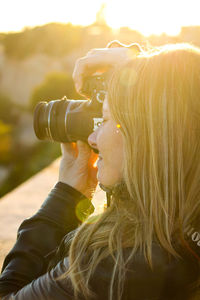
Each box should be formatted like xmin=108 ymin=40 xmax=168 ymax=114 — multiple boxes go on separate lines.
xmin=0 ymin=0 xmax=200 ymax=197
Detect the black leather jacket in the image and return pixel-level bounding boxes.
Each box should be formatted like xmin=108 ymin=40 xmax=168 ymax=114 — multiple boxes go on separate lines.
xmin=0 ymin=182 xmax=199 ymax=299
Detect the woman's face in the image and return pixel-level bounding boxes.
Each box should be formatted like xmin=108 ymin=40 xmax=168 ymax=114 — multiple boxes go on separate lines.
xmin=88 ymin=97 xmax=124 ymax=187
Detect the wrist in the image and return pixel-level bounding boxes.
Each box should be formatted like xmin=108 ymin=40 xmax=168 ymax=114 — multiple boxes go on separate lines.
xmin=55 ymin=181 xmax=87 ymax=199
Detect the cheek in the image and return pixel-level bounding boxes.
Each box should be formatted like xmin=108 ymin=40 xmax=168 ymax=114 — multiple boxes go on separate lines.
xmin=110 ymin=135 xmax=124 ymax=173
xmin=99 ymin=125 xmax=124 ymax=162
xmin=97 ymin=126 xmax=124 ymax=186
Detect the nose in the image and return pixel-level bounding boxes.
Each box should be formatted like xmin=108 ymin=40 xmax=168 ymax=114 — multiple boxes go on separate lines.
xmin=88 ymin=130 xmax=98 ymax=151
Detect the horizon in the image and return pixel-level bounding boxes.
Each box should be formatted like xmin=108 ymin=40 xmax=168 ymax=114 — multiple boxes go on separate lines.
xmin=1 ymin=0 xmax=200 ymax=37
xmin=1 ymin=21 xmax=199 ymax=38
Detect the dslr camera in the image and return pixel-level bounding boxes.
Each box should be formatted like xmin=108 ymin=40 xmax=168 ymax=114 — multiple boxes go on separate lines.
xmin=33 ymin=72 xmax=110 ymax=144
xmin=33 ymin=42 xmax=141 ymax=143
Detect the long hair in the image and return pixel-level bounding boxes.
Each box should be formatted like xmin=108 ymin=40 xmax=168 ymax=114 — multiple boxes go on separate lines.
xmin=61 ymin=44 xmax=200 ymax=299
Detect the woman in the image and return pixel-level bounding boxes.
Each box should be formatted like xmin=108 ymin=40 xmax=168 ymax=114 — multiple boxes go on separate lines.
xmin=0 ymin=43 xmax=199 ymax=299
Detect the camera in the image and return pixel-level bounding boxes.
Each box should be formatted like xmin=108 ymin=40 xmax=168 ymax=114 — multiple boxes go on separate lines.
xmin=33 ymin=72 xmax=109 ymax=143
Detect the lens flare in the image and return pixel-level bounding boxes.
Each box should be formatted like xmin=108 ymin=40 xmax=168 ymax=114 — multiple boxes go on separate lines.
xmin=119 ymin=67 xmax=138 ymax=88
xmin=93 ymin=159 xmax=98 ymax=168
xmin=75 ymin=198 xmax=94 ymax=222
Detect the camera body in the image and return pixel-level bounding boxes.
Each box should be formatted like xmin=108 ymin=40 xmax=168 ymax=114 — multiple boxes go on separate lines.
xmin=33 ymin=72 xmax=109 ymax=143
xmin=33 ymin=42 xmax=142 ymax=144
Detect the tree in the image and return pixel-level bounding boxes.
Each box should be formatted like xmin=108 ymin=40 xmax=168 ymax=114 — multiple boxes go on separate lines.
xmin=30 ymin=71 xmax=80 ymax=110
xmin=3 ymin=23 xmax=83 ymax=59
xmin=0 ymin=120 xmax=12 ymax=163
xmin=0 ymin=93 xmax=19 ymax=124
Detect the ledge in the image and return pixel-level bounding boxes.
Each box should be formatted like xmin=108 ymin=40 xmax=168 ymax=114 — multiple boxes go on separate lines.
xmin=0 ymin=158 xmax=105 ymax=269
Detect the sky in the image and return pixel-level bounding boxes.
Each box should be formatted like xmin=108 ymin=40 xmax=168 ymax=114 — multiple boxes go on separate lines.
xmin=0 ymin=0 xmax=200 ymax=36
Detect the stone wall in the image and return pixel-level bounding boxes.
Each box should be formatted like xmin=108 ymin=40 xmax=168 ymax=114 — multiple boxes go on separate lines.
xmin=0 ymin=158 xmax=105 ymax=269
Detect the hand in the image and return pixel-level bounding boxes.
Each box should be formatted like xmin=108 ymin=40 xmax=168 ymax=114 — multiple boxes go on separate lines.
xmin=73 ymin=40 xmax=141 ymax=95
xmin=59 ymin=141 xmax=98 ymax=199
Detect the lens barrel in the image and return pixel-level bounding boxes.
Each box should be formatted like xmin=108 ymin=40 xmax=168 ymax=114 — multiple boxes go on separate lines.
xmin=33 ymin=98 xmax=102 ymax=143
xmin=33 ymin=73 xmax=108 ymax=143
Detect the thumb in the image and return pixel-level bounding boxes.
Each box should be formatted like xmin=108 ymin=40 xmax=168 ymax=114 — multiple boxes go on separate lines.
xmin=76 ymin=140 xmax=91 ymax=163
xmin=106 ymin=40 xmax=125 ymax=48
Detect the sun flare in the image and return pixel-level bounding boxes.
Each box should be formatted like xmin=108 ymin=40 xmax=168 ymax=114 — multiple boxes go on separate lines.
xmin=105 ymin=0 xmax=200 ymax=36
xmin=0 ymin=0 xmax=200 ymax=36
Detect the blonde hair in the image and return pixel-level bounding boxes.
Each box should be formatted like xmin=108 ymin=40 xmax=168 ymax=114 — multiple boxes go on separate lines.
xmin=61 ymin=44 xmax=200 ymax=299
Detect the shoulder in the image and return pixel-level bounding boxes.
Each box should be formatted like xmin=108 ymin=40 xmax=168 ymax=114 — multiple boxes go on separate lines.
xmin=89 ymin=243 xmax=199 ymax=300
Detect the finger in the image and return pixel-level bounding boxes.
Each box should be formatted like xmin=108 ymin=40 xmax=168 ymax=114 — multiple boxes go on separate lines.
xmin=73 ymin=55 xmax=112 ymax=93
xmin=106 ymin=40 xmax=142 ymax=52
xmin=106 ymin=40 xmax=125 ymax=48
xmin=86 ymin=48 xmax=107 ymax=56
xmin=73 ymin=57 xmax=86 ymax=92
xmin=89 ymin=166 xmax=98 ymax=185
xmin=71 ymin=142 xmax=78 ymax=157
xmin=76 ymin=140 xmax=91 ymax=162
xmin=61 ymin=143 xmax=73 ymax=154
xmin=61 ymin=143 xmax=77 ymax=158
xmin=88 ymin=152 xmax=98 ymax=184
xmin=88 ymin=150 xmax=98 ymax=166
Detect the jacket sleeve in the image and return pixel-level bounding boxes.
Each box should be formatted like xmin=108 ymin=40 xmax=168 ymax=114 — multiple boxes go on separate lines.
xmin=1 ymin=257 xmax=79 ymax=300
xmin=0 ymin=182 xmax=94 ymax=298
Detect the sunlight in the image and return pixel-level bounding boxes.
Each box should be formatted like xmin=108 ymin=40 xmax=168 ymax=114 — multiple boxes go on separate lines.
xmin=0 ymin=0 xmax=103 ymax=32
xmin=105 ymin=0 xmax=200 ymax=36
xmin=0 ymin=0 xmax=200 ymax=36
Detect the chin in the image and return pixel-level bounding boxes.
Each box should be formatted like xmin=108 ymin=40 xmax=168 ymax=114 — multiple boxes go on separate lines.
xmin=97 ymin=172 xmax=118 ymax=188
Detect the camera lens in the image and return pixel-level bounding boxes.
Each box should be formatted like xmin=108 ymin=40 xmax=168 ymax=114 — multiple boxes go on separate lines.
xmin=33 ymin=99 xmax=102 ymax=143
xmin=34 ymin=100 xmax=69 ymax=142
xmin=33 ymin=74 xmax=107 ymax=143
